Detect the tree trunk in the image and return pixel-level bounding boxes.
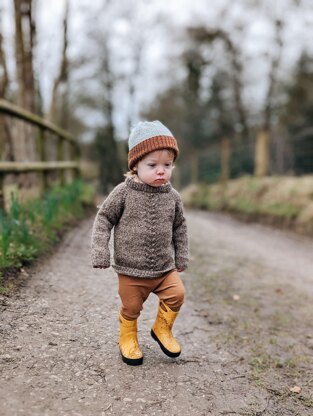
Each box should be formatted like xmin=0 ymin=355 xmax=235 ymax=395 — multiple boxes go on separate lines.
xmin=48 ymin=0 xmax=69 ymax=126
xmin=0 ymin=14 xmax=14 ymax=210
xmin=255 ymin=20 xmax=283 ymax=178
xmin=220 ymin=137 xmax=230 ymax=184
xmin=188 ymin=27 xmax=250 ymax=141
xmin=0 ymin=23 xmax=9 ymax=99
xmin=255 ymin=128 xmax=270 ymax=177
xmin=127 ymin=40 xmax=143 ymax=132
xmin=12 ymin=0 xmax=40 ymax=199
xmin=13 ymin=0 xmax=37 ymax=161
xmin=0 ymin=22 xmax=9 ymax=160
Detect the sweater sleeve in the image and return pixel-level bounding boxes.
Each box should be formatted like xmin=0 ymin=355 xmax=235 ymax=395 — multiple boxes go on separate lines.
xmin=90 ymin=183 xmax=126 ymax=268
xmin=172 ymin=191 xmax=189 ymax=270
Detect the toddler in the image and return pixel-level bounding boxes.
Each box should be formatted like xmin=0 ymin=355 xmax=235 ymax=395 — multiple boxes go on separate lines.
xmin=91 ymin=121 xmax=189 ymax=365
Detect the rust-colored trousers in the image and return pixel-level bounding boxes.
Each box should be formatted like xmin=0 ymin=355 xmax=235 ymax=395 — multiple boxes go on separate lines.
xmin=118 ymin=269 xmax=185 ymax=320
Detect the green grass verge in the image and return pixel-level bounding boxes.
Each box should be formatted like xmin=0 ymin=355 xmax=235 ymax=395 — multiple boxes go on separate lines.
xmin=0 ymin=180 xmax=95 ymax=292
xmin=181 ymin=176 xmax=313 ymax=231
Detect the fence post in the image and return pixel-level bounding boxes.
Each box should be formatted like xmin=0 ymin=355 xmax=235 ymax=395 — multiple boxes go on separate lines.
xmin=0 ymin=115 xmax=4 ymax=210
xmin=255 ymin=128 xmax=270 ymax=177
xmin=72 ymin=141 xmax=80 ymax=180
xmin=57 ymin=135 xmax=65 ymax=185
xmin=36 ymin=127 xmax=48 ymax=192
xmin=0 ymin=99 xmax=79 ymax=196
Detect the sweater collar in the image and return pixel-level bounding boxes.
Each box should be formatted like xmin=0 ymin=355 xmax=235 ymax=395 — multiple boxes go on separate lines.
xmin=125 ymin=177 xmax=172 ymax=193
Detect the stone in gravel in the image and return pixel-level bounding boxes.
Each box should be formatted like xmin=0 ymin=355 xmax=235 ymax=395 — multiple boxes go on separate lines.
xmin=1 ymin=354 xmax=13 ymax=361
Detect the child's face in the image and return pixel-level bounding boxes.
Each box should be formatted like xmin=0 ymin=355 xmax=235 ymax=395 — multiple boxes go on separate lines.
xmin=135 ymin=150 xmax=174 ymax=187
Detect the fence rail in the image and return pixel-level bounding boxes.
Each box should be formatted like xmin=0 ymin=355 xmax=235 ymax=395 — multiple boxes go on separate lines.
xmin=0 ymin=99 xmax=80 ymax=210
xmin=0 ymin=161 xmax=78 ymax=172
xmin=0 ymin=99 xmax=76 ymax=142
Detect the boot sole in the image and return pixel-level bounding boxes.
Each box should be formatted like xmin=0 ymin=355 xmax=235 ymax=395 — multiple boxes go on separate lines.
xmin=151 ymin=329 xmax=181 ymax=358
xmin=120 ymin=351 xmax=143 ymax=366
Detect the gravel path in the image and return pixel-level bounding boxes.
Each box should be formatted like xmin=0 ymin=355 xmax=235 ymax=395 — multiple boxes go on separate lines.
xmin=0 ymin=211 xmax=313 ymax=416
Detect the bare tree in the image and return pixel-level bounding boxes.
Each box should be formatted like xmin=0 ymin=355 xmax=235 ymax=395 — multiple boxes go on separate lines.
xmin=185 ymin=26 xmax=249 ymax=183
xmin=13 ymin=0 xmax=38 ymax=192
xmin=0 ymin=9 xmax=14 ymax=162
xmin=255 ymin=19 xmax=284 ymax=176
xmin=14 ymin=0 xmax=37 ymax=113
xmin=48 ymin=0 xmax=69 ymax=127
xmin=188 ymin=26 xmax=250 ymax=141
xmin=126 ymin=39 xmax=144 ymax=132
xmin=0 ymin=19 xmax=9 ymax=99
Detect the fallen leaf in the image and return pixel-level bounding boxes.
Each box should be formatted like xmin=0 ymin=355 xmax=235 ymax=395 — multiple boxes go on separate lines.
xmin=290 ymin=386 xmax=301 ymax=394
xmin=275 ymin=288 xmax=283 ymax=294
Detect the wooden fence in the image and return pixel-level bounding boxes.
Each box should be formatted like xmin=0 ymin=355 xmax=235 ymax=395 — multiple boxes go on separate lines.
xmin=0 ymin=99 xmax=80 ymax=210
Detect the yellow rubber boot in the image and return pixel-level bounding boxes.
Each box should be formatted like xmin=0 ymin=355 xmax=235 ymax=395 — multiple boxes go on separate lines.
xmin=151 ymin=301 xmax=181 ymax=358
xmin=119 ymin=314 xmax=143 ymax=366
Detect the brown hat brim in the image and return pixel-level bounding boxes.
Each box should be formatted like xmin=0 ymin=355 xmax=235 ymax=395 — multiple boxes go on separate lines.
xmin=128 ymin=135 xmax=179 ymax=169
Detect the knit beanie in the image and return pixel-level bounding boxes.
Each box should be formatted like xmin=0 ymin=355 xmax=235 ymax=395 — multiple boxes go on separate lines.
xmin=128 ymin=120 xmax=179 ymax=169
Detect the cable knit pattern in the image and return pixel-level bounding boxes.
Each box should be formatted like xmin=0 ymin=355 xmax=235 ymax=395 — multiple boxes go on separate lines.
xmin=91 ymin=177 xmax=189 ymax=278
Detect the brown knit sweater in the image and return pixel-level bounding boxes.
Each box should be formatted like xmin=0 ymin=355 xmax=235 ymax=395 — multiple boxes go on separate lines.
xmin=90 ymin=177 xmax=189 ymax=278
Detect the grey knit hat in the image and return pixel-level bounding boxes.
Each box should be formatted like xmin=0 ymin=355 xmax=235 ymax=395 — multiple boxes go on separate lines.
xmin=128 ymin=121 xmax=179 ymax=169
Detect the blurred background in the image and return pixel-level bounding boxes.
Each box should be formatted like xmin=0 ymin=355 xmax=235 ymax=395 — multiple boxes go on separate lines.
xmin=1 ymin=0 xmax=313 ymax=194
xmin=1 ymin=2 xmax=313 ymax=408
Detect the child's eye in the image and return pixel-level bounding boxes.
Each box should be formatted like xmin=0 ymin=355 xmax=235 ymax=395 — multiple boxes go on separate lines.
xmin=165 ymin=163 xmax=172 ymax=167
xmin=148 ymin=164 xmax=156 ymax=167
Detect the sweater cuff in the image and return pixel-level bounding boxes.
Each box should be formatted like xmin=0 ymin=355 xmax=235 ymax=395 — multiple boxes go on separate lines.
xmin=175 ymin=257 xmax=188 ymax=270
xmin=91 ymin=250 xmax=110 ymax=269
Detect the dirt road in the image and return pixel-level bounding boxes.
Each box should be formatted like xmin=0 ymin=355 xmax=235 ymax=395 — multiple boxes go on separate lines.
xmin=1 ymin=210 xmax=313 ymax=416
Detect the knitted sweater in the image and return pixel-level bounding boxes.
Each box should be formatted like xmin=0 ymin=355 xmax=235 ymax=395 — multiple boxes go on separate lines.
xmin=91 ymin=177 xmax=189 ymax=278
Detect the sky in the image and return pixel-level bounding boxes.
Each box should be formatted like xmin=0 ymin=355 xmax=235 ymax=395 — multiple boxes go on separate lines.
xmin=1 ymin=0 xmax=313 ymax=140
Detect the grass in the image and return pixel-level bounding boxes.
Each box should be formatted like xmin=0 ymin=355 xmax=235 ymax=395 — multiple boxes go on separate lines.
xmin=0 ymin=277 xmax=9 ymax=294
xmin=0 ymin=180 xmax=94 ymax=292
xmin=181 ymin=175 xmax=313 ymax=233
